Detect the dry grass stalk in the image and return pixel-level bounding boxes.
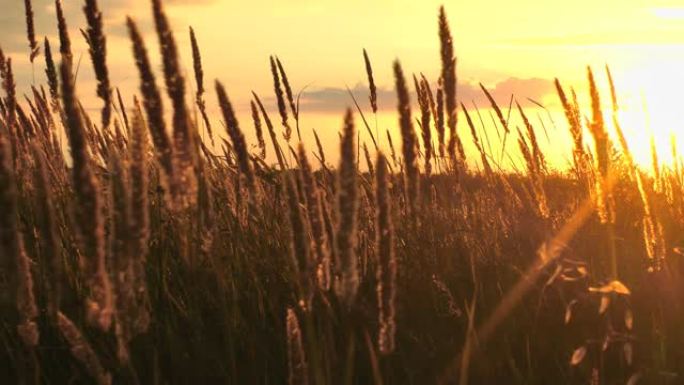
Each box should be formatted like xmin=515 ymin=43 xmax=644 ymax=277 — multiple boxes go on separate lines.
xmin=313 ymin=129 xmax=326 ymax=165
xmin=421 ymin=73 xmax=437 ymax=119
xmin=152 ymin=0 xmax=197 ymax=206
xmin=671 ymin=133 xmax=680 ymax=179
xmin=127 ymin=17 xmax=176 ymax=202
xmin=116 ymin=88 xmax=130 ymax=133
xmin=480 ymin=83 xmax=509 ymax=134
xmin=83 ymin=0 xmax=112 ymax=129
xmin=44 ymin=38 xmax=60 ymax=110
xmin=286 ymin=308 xmax=309 ymax=385
xmin=363 ymin=49 xmax=378 ymax=113
xmin=439 ymin=6 xmax=463 ymax=163
xmin=250 ymin=100 xmax=267 ymax=159
xmin=435 ymin=79 xmax=445 ymax=157
xmin=284 ymin=167 xmax=314 ymax=308
xmin=650 ymin=134 xmax=662 ymax=193
xmin=55 ymin=0 xmax=72 ymax=61
xmin=375 ymin=153 xmax=396 ymax=355
xmin=517 ymin=126 xmax=549 ymax=218
xmin=421 ymin=73 xmax=438 ymax=166
xmin=364 ymin=143 xmax=375 ymax=179
xmin=270 ymin=56 xmax=292 ymax=141
xmin=298 ymin=144 xmax=332 ymax=290
xmin=27 ymin=91 xmax=49 ymax=138
xmin=606 ymin=67 xmax=666 ymax=272
xmin=190 ymin=27 xmax=214 ymax=147
xmin=60 ymin=51 xmax=113 ymax=331
xmin=386 ymin=129 xmax=398 ymax=168
xmin=276 ymin=57 xmax=299 ymax=140
xmin=555 ymin=79 xmax=586 ymax=180
xmin=196 ymin=155 xmax=214 ymax=255
xmin=253 ymin=92 xmax=286 ymax=169
xmin=128 ymin=104 xmax=151 ymax=333
xmin=517 ymin=102 xmax=546 ymax=174
xmin=108 ymin=151 xmax=135 ymax=362
xmin=461 ymin=103 xmax=491 ymax=176
xmin=394 ymin=61 xmax=419 ymax=210
xmin=57 ymin=312 xmax=112 ymax=385
xmin=415 ymin=75 xmax=433 ymax=177
xmin=216 ymin=81 xmax=255 ymax=192
xmin=24 ymin=0 xmax=40 ymax=62
xmin=335 ymin=109 xmax=359 ymax=307
xmin=586 ymin=67 xmax=614 ymax=225
xmin=0 ymin=124 xmax=39 ymax=347
xmin=1 ymin=56 xmax=21 ymax=166
xmin=32 ymin=144 xmax=61 ymax=320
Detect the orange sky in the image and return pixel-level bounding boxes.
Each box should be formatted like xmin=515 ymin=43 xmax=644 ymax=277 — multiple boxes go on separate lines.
xmin=2 ymin=0 xmax=684 ymax=169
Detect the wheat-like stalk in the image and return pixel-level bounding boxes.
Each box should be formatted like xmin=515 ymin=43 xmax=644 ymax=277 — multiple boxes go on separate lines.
xmin=60 ymin=48 xmax=113 ymax=331
xmin=128 ymin=103 xmax=151 ymax=333
xmin=416 ymin=75 xmax=433 ymax=178
xmin=650 ymin=134 xmax=662 ymax=193
xmin=375 ymin=152 xmax=396 ymax=354
xmin=606 ymin=67 xmax=665 ymax=272
xmin=116 ymin=88 xmax=130 ymax=133
xmin=216 ymin=80 xmax=255 ymax=192
xmin=24 ymin=0 xmax=39 ymax=62
xmin=1 ymin=57 xmax=21 ymax=167
xmin=335 ymin=109 xmax=359 ymax=307
xmin=363 ymin=48 xmax=378 ymax=114
xmin=461 ymin=102 xmax=491 ymax=176
xmin=44 ymin=37 xmax=60 ymax=110
xmin=190 ymin=27 xmax=214 ymax=147
xmin=439 ymin=6 xmax=465 ymax=165
xmin=83 ymin=0 xmax=112 ymax=129
xmin=480 ymin=83 xmax=509 ymax=134
xmin=435 ymin=79 xmax=445 ymax=158
xmin=286 ymin=308 xmax=309 ymax=385
xmin=284 ymin=165 xmax=313 ymax=309
xmin=364 ymin=142 xmax=375 ymax=179
xmin=276 ymin=57 xmax=299 ymax=140
xmin=250 ymin=100 xmax=267 ymax=159
xmin=252 ymin=91 xmax=286 ymax=169
xmin=394 ymin=61 xmax=419 ymax=210
xmin=517 ymin=102 xmax=546 ymax=174
xmin=0 ymin=121 xmax=39 ymax=347
xmin=586 ymin=67 xmax=614 ymax=225
xmin=516 ymin=126 xmax=549 ymax=218
xmin=55 ymin=0 xmax=72 ymax=62
xmin=298 ymin=144 xmax=332 ymax=290
xmin=108 ymin=150 xmax=135 ymax=362
xmin=152 ymin=0 xmax=197 ymax=207
xmin=127 ymin=17 xmax=176 ymax=203
xmin=270 ymin=56 xmax=292 ymax=142
xmin=555 ymin=78 xmax=586 ymax=180
xmin=57 ymin=312 xmax=112 ymax=385
xmin=32 ymin=144 xmax=61 ymax=320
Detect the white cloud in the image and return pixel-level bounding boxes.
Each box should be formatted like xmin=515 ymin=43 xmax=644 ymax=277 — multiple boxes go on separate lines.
xmin=652 ymin=7 xmax=684 ymax=20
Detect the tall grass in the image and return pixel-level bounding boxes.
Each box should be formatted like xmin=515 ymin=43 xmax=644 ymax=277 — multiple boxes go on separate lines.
xmin=0 ymin=2 xmax=682 ymax=384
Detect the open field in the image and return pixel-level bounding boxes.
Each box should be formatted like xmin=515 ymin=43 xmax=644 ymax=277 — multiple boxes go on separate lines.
xmin=1 ymin=0 xmax=684 ymax=384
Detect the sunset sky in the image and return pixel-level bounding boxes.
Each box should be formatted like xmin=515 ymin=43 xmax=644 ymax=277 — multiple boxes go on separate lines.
xmin=2 ymin=0 xmax=684 ymax=169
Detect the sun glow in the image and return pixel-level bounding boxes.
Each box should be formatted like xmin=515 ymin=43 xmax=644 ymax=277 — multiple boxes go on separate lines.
xmin=609 ymin=62 xmax=684 ymax=169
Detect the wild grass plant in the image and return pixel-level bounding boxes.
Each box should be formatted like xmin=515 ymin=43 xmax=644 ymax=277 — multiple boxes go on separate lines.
xmin=0 ymin=1 xmax=683 ymax=384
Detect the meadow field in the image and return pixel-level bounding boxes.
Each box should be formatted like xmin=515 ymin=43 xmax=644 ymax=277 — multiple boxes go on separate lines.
xmin=1 ymin=0 xmax=683 ymax=384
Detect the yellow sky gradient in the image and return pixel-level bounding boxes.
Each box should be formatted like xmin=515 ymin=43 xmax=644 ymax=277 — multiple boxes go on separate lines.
xmin=2 ymin=0 xmax=684 ymax=169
